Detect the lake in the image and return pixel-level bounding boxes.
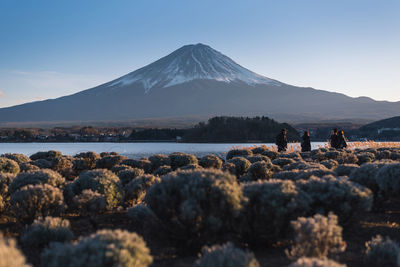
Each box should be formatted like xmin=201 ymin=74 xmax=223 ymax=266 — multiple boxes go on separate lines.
xmin=0 ymin=142 xmax=328 ymax=159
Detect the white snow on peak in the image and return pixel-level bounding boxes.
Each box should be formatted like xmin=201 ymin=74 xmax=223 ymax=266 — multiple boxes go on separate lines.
xmin=109 ymin=43 xmax=281 ymax=92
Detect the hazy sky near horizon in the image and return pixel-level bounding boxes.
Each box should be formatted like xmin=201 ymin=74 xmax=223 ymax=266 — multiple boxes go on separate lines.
xmin=0 ymin=0 xmax=399 ymax=108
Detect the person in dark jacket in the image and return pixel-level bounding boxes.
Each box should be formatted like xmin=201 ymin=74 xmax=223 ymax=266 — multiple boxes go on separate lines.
xmin=301 ymin=131 xmax=311 ymax=152
xmin=330 ymin=128 xmax=339 ymax=149
xmin=276 ymin=128 xmax=288 ymax=152
xmin=337 ymin=130 xmax=348 ymax=149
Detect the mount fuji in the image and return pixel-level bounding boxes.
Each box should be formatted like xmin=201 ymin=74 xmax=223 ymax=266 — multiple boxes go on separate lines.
xmin=0 ymin=43 xmax=399 ymax=126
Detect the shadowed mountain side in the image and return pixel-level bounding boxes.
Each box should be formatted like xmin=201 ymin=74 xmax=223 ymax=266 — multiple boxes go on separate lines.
xmin=0 ymin=79 xmax=399 ymax=124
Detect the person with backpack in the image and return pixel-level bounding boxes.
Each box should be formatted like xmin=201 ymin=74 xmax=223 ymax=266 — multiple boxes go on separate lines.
xmin=301 ymin=130 xmax=311 ymax=152
xmin=337 ymin=130 xmax=348 ymax=149
xmin=276 ymin=128 xmax=288 ymax=152
xmin=330 ymin=128 xmax=339 ymax=149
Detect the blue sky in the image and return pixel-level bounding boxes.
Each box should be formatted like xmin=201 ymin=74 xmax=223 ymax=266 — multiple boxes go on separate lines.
xmin=0 ymin=0 xmax=399 ymax=107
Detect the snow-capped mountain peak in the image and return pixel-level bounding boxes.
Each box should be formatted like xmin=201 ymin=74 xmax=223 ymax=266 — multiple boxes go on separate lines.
xmin=109 ymin=43 xmax=281 ymax=92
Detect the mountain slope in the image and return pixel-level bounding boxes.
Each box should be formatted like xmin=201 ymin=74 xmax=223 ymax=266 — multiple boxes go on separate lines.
xmin=0 ymin=43 xmax=399 ymax=125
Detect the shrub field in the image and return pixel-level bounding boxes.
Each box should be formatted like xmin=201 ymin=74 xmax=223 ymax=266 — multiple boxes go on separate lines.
xmin=0 ymin=146 xmax=400 ymax=266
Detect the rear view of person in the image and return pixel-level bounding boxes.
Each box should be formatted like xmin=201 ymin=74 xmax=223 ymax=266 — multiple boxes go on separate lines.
xmin=337 ymin=130 xmax=348 ymax=149
xmin=276 ymin=128 xmax=288 ymax=152
xmin=330 ymin=128 xmax=339 ymax=149
xmin=301 ymin=130 xmax=311 ymax=152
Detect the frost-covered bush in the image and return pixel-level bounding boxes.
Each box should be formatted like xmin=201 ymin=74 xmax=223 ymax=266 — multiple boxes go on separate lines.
xmin=118 ymin=168 xmax=145 ymax=186
xmin=364 ymin=235 xmax=399 ymax=266
xmin=9 ymin=169 xmax=65 ymax=194
xmin=153 ymin=165 xmax=172 ymax=176
xmin=199 ymin=155 xmax=223 ymax=169
xmin=227 ymin=157 xmax=251 ymax=177
xmin=334 ymin=164 xmax=359 ymax=177
xmin=68 ymin=169 xmax=122 ymax=209
xmin=240 ymin=161 xmax=273 ymax=182
xmin=320 ymin=160 xmax=339 ymax=170
xmin=168 ymin=152 xmax=198 ymax=170
xmin=226 ymin=148 xmax=253 ymax=160
xmin=194 ymin=242 xmax=260 ymax=267
xmin=73 ymin=151 xmax=100 ymax=170
xmin=288 ymin=257 xmax=346 ymax=267
xmin=375 ymin=163 xmax=400 ymax=198
xmin=148 ymin=154 xmax=171 ymax=170
xmin=0 ymin=157 xmax=20 ymax=174
xmin=96 ymin=155 xmax=127 ymax=170
xmin=10 ymin=184 xmax=64 ymax=223
xmin=1 ymin=153 xmax=30 ymax=164
xmin=19 ymin=163 xmax=40 ymax=172
xmin=241 ymin=180 xmax=310 ymax=244
xmin=124 ymin=174 xmax=161 ymax=206
xmin=246 ymin=155 xmax=271 ymax=164
xmin=296 ymin=175 xmax=373 ymax=222
xmin=30 ymin=150 xmax=62 ymax=161
xmin=287 ymin=213 xmax=346 ymax=259
xmin=21 ymin=216 xmax=74 ymax=247
xmin=272 ymin=158 xmax=297 ymax=167
xmin=41 ymin=229 xmax=153 ymax=267
xmin=72 ymin=189 xmax=107 ymax=215
xmin=144 ymin=169 xmax=245 ymax=244
xmin=0 ymin=234 xmax=31 ymax=267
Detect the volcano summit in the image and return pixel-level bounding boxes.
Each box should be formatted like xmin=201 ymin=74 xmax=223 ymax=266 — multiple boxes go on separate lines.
xmin=0 ymin=43 xmax=399 ymax=125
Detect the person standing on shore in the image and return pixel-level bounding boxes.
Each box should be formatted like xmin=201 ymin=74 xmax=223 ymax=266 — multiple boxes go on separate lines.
xmin=301 ymin=130 xmax=311 ymax=152
xmin=337 ymin=130 xmax=348 ymax=149
xmin=330 ymin=128 xmax=339 ymax=149
xmin=276 ymin=129 xmax=288 ymax=152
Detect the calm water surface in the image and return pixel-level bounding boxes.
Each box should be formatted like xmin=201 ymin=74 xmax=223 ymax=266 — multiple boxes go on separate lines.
xmin=0 ymin=142 xmax=327 ymax=159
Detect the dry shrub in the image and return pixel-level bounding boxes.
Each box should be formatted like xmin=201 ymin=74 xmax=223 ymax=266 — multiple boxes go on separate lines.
xmin=9 ymin=169 xmax=65 ymax=194
xmin=261 ymin=150 xmax=278 ymax=160
xmin=30 ymin=150 xmax=62 ymax=161
xmin=241 ymin=180 xmax=311 ymax=244
xmin=68 ymin=169 xmax=122 ymax=210
xmin=122 ymin=158 xmax=152 ymax=173
xmin=0 ymin=173 xmax=16 ymax=212
xmin=10 ymin=184 xmax=64 ymax=223
xmin=246 ymin=155 xmax=272 ymax=164
xmin=296 ymin=175 xmax=373 ymax=222
xmin=320 ymin=160 xmax=339 ymax=170
xmin=124 ymin=174 xmax=161 ymax=206
xmin=96 ymin=155 xmax=127 ymax=170
xmin=286 ymin=213 xmax=346 ymax=259
xmin=194 ymin=242 xmax=260 ymax=267
xmin=144 ymin=169 xmax=245 ymax=244
xmin=226 ymin=148 xmax=253 ymax=160
xmin=288 ymin=257 xmax=346 ymax=267
xmin=0 ymin=157 xmax=20 ymax=174
xmin=153 ymin=165 xmax=172 ymax=177
xmin=375 ymin=163 xmax=400 ymax=198
xmin=41 ymin=229 xmax=153 ymax=267
xmin=19 ymin=163 xmax=40 ymax=172
xmin=148 ymin=154 xmax=171 ymax=170
xmin=168 ymin=152 xmax=198 ymax=170
xmin=364 ymin=235 xmax=400 ymax=267
xmin=199 ymin=155 xmax=223 ymax=169
xmin=227 ymin=157 xmax=251 ymax=177
xmin=111 ymin=164 xmax=133 ymax=174
xmin=1 ymin=153 xmax=30 ymax=164
xmin=21 ymin=216 xmax=74 ymax=248
xmin=0 ymin=234 xmax=31 ymax=267
xmin=240 ymin=161 xmax=273 ymax=182
xmin=334 ymin=164 xmax=359 ymax=177
xmin=272 ymin=158 xmax=297 ymax=168
xmin=118 ymin=168 xmax=145 ymax=186
xmin=73 ymin=151 xmax=100 ymax=170
xmin=71 ymin=189 xmax=107 ymax=215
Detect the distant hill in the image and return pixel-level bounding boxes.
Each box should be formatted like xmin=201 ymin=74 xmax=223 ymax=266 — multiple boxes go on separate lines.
xmin=0 ymin=43 xmax=399 ymax=126
xmin=357 ymin=116 xmax=400 ymax=140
